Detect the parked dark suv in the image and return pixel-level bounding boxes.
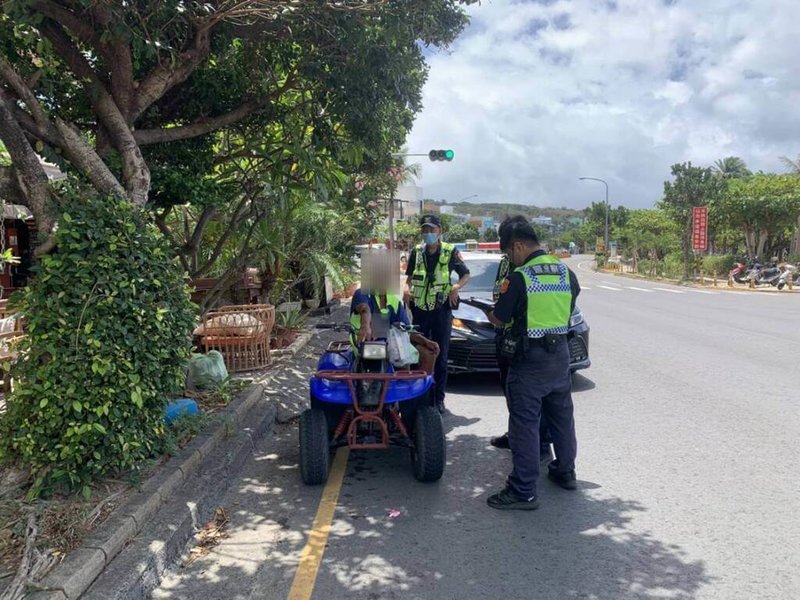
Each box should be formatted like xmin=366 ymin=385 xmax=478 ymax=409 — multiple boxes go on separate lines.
xmin=448 ymin=252 xmax=590 ymax=374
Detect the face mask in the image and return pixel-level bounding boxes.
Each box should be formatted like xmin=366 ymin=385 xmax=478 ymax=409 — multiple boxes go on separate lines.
xmin=423 ymin=232 xmax=439 ymax=246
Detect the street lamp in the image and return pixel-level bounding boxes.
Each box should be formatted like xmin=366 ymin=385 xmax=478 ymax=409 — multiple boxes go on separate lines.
xmin=579 ymin=177 xmax=609 ymax=251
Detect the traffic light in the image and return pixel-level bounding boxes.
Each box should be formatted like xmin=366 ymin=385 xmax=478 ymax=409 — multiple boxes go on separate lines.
xmin=429 ymin=149 xmax=455 ymax=162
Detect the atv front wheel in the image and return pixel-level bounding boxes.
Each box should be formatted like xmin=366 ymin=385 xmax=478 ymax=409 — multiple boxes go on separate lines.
xmin=411 ymin=406 xmax=445 ymax=482
xmin=300 ymin=408 xmax=330 ymax=485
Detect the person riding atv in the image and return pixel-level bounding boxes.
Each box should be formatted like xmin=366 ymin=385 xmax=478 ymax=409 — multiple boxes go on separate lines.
xmin=350 ymin=288 xmax=439 ymax=372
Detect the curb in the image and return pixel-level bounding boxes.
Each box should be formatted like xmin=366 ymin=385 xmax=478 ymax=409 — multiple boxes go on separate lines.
xmin=28 ymin=325 xmax=321 ymax=599
xmin=269 ymin=330 xmax=315 ymax=359
xmin=30 ymin=382 xmax=268 ymax=600
xmin=605 ymin=271 xmax=798 ymax=294
xmin=81 ymin=397 xmax=276 ymax=600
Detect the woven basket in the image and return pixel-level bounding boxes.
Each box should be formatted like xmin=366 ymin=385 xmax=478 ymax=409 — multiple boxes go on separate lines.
xmin=198 ymin=304 xmax=275 ymax=373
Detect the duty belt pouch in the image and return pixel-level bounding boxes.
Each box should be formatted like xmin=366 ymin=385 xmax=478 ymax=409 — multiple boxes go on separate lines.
xmin=500 ymin=335 xmax=521 ymax=359
xmin=434 ymin=292 xmax=446 ymax=310
xmin=543 ymin=334 xmax=563 ymax=353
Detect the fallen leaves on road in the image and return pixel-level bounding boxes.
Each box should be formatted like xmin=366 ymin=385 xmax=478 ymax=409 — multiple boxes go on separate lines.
xmin=186 ymin=507 xmax=229 ymax=565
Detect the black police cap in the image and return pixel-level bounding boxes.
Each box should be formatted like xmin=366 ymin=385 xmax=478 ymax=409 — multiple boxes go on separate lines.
xmin=420 ymin=214 xmax=442 ymax=228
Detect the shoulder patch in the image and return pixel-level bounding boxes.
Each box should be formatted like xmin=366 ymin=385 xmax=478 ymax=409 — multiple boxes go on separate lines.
xmin=500 ymin=278 xmax=510 ymax=294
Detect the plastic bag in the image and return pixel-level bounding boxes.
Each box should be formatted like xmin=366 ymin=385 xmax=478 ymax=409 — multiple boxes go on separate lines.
xmin=387 ymin=327 xmax=419 ymax=367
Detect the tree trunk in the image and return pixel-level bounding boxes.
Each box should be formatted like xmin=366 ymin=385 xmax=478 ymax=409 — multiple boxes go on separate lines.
xmin=0 ymin=93 xmax=56 ymax=248
xmin=744 ymin=226 xmax=756 ymax=259
xmin=793 ymin=215 xmax=800 ymax=257
xmin=756 ymin=228 xmax=768 ymax=260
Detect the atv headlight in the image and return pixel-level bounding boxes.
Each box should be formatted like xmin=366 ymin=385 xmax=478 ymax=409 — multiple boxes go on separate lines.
xmin=569 ymin=310 xmax=584 ymax=327
xmin=361 ymin=342 xmax=387 ymax=360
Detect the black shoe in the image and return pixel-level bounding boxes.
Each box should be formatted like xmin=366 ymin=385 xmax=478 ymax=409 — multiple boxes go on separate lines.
xmin=487 ymin=487 xmax=540 ymax=511
xmin=547 ymin=463 xmax=577 ymax=490
xmin=490 ymin=433 xmax=510 ymax=449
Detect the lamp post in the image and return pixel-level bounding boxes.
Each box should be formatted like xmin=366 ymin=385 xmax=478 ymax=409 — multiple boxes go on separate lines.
xmin=579 ymin=177 xmax=609 ymax=251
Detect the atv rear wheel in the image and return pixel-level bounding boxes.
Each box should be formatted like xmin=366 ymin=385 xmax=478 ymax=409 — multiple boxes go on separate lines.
xmin=411 ymin=406 xmax=446 ymax=482
xmin=300 ymin=408 xmax=330 ymax=485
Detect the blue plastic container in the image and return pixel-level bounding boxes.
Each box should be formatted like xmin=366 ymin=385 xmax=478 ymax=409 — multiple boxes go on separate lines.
xmin=165 ymin=398 xmax=199 ymax=424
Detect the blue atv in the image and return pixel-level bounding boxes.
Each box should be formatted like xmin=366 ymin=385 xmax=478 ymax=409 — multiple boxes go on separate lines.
xmin=300 ymin=323 xmax=445 ymax=485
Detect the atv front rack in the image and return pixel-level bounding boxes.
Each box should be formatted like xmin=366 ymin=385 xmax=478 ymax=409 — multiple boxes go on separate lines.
xmin=315 ymin=370 xmax=429 ymax=449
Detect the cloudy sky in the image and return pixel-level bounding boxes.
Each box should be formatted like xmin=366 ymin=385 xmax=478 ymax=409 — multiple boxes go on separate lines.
xmin=407 ymin=0 xmax=800 ymax=209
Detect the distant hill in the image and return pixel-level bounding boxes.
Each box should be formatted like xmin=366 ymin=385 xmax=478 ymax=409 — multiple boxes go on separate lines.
xmin=424 ymin=200 xmax=586 ymax=223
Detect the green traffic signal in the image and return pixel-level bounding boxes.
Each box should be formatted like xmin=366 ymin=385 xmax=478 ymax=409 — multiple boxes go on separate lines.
xmin=429 ymin=149 xmax=455 ymax=162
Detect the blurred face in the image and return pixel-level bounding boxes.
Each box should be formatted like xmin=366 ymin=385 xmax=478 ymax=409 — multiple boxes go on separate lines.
xmin=361 ymin=249 xmax=402 ymax=295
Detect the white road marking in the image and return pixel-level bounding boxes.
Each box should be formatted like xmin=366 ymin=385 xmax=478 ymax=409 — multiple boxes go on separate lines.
xmin=597 ymin=285 xmax=622 ymax=291
xmin=654 ymin=287 xmax=685 ymax=294
xmin=688 ymin=289 xmax=718 ymax=295
xmin=627 ymin=286 xmax=654 ymax=293
xmin=581 ymin=286 xmax=591 ymax=290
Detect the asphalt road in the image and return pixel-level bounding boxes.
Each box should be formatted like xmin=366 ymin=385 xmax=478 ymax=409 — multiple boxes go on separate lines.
xmin=153 ymin=256 xmax=800 ymax=600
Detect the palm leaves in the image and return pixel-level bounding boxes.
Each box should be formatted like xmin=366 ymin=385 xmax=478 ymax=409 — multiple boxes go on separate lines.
xmin=779 ymin=155 xmax=800 ymax=174
xmin=713 ymin=157 xmax=751 ymax=179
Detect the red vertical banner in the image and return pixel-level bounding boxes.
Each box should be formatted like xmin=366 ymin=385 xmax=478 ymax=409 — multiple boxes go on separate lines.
xmin=692 ymin=206 xmax=708 ymax=251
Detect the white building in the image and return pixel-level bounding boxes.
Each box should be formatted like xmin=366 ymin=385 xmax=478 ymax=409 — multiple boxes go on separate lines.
xmin=395 ymin=185 xmax=424 ymax=220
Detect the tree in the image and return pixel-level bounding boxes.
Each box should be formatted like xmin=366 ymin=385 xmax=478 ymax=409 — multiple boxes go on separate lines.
xmin=779 ymin=154 xmax=800 ymax=174
xmin=483 ymin=227 xmax=499 ymax=242
xmin=615 ymin=209 xmax=680 ymax=269
xmin=713 ymin=174 xmax=800 ymax=259
xmin=713 ymin=156 xmax=751 ymax=179
xmin=778 ymin=155 xmax=800 ymax=255
xmin=0 ymin=1 xmax=474 ymax=252
xmin=659 ymin=162 xmax=726 ymax=278
xmin=446 ymin=223 xmax=479 ymax=242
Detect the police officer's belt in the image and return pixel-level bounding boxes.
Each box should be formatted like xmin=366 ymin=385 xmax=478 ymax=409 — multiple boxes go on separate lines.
xmin=525 ymin=334 xmax=566 ymax=349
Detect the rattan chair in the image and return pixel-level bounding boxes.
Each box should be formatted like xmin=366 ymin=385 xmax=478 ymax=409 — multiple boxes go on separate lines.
xmin=197 ymin=304 xmax=275 ymax=373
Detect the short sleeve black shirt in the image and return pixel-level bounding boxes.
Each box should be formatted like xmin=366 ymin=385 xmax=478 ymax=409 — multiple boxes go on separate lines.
xmin=493 ymin=250 xmax=581 ymax=325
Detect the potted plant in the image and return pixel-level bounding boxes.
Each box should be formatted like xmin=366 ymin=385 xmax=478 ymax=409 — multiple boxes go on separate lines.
xmin=271 ymin=309 xmax=306 ymax=349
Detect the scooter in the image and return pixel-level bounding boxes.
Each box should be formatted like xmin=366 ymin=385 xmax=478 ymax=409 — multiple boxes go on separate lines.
xmin=300 ymin=323 xmax=445 ymax=485
xmin=729 ymin=262 xmax=750 ymax=284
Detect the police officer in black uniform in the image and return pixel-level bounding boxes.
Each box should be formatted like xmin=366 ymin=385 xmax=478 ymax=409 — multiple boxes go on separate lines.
xmin=487 ymin=216 xmax=581 ymax=510
xmin=405 ymin=215 xmax=470 ymax=413
xmin=490 ymin=225 xmax=554 ymax=462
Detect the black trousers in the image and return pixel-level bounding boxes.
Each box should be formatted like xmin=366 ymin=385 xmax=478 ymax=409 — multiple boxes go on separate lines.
xmin=506 ymin=340 xmax=577 ymax=497
xmin=497 ymin=336 xmax=552 ymax=448
xmin=412 ymin=306 xmax=452 ymax=405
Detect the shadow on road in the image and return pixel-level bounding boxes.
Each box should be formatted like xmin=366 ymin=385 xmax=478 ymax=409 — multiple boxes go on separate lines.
xmin=572 ymin=372 xmax=596 ymax=392
xmin=154 ymin=420 xmax=711 ymax=600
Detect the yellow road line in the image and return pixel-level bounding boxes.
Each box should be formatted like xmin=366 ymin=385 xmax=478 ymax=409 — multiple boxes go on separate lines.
xmin=287 ymin=448 xmax=350 ymax=600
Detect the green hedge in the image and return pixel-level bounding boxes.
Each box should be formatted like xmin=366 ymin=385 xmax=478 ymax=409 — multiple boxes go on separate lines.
xmin=701 ymin=255 xmax=735 ymax=276
xmin=0 ymin=196 xmax=196 ymax=496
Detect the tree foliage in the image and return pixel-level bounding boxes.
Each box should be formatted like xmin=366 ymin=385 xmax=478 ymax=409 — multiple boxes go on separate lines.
xmin=659 ymin=162 xmax=726 ymax=278
xmin=713 ymin=156 xmax=751 ymax=179
xmin=0 ymin=0 xmax=474 ymax=251
xmin=0 ymin=194 xmax=196 ymax=496
xmin=445 ymin=223 xmax=480 ymax=243
xmin=713 ymin=174 xmax=800 ymax=259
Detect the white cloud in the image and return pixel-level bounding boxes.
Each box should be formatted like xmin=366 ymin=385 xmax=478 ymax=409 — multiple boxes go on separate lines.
xmin=408 ymin=0 xmax=800 ymax=209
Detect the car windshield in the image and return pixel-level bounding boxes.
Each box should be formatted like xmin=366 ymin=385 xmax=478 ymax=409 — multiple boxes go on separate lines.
xmin=453 ymin=257 xmax=501 ymax=292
